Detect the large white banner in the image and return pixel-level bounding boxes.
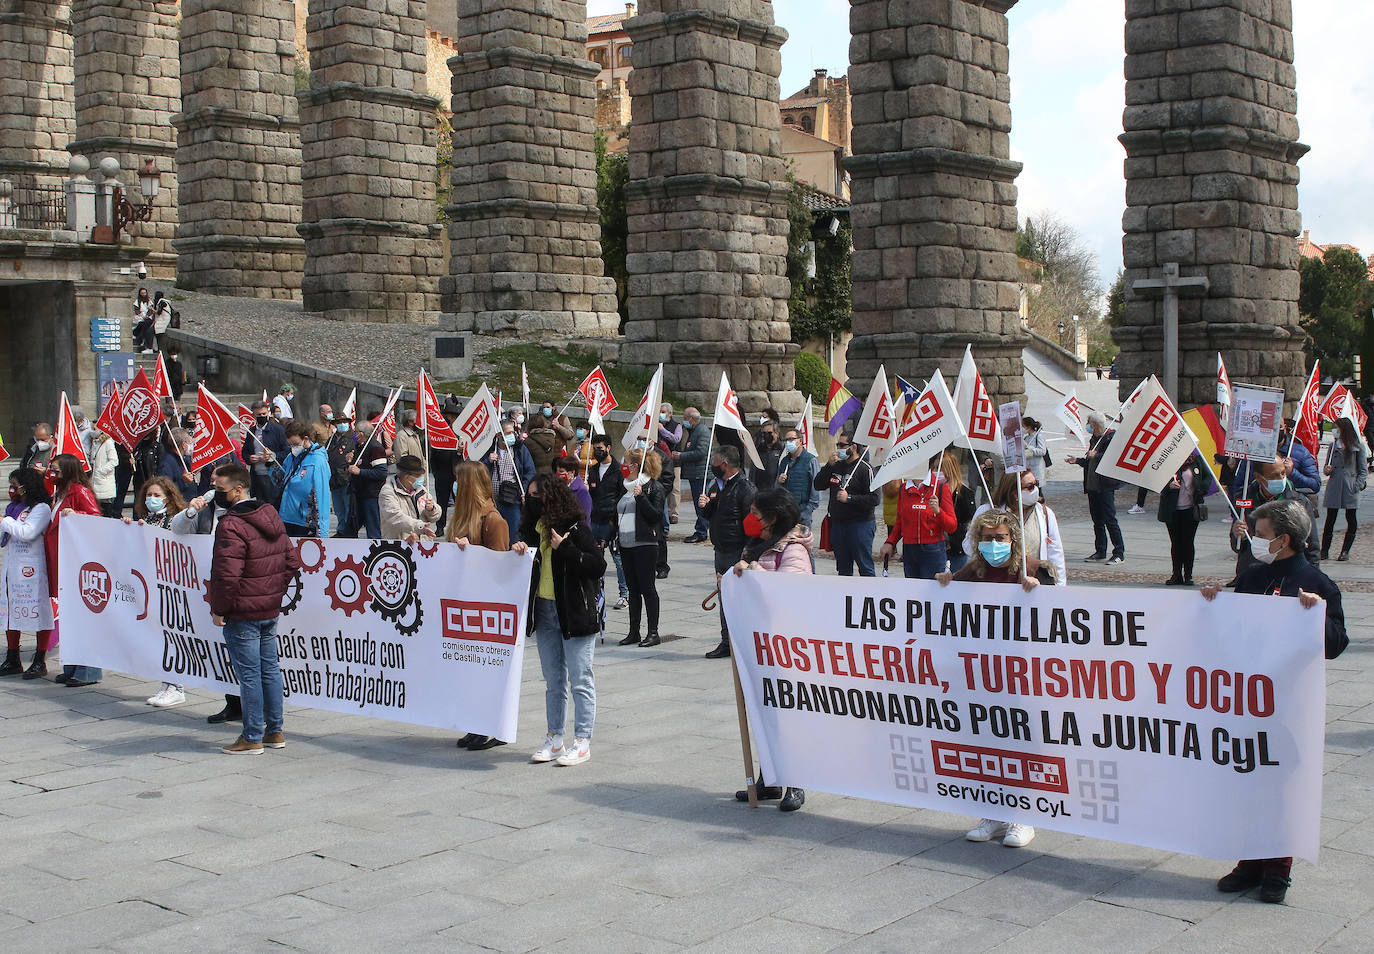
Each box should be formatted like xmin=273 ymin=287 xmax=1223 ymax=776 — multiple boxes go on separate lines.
xmin=723 ymin=572 xmax=1325 ymax=862
xmin=58 ymin=516 xmax=533 ymax=741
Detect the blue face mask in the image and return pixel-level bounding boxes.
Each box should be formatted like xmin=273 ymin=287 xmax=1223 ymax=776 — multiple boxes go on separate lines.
xmin=451 ymin=480 xmax=458 ymax=499
xmin=658 ymin=413 xmax=668 ymax=423
xmin=504 ymin=433 xmax=516 ymax=447
xmin=336 ymin=422 xmax=349 ymax=433
xmin=635 ymin=439 xmax=648 ymax=450
xmin=145 ymin=495 xmax=166 ymax=514
xmin=542 ymin=408 xmax=553 ymax=418
xmin=412 ymin=476 xmax=425 ymax=491
xmin=783 ymin=440 xmax=798 ymax=456
xmin=575 ymin=428 xmax=587 ymax=440
xmin=1265 ymin=478 xmax=1287 ymax=496
xmin=978 ymin=540 xmax=1012 ymax=567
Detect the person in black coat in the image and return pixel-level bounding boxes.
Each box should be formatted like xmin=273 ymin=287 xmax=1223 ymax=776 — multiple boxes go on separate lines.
xmin=513 ymin=474 xmax=607 ymax=766
xmin=346 ymin=424 xmax=388 ymax=539
xmin=1202 ymin=497 xmax=1346 ymax=905
xmin=430 ymin=396 xmax=463 ymax=534
xmin=1065 ymin=412 xmax=1125 ymax=563
xmin=615 ymin=448 xmax=667 ymax=647
xmin=1156 ymin=452 xmax=1211 ymax=585
xmin=814 ymin=432 xmax=881 ymax=577
xmin=585 ymin=434 xmax=628 ymax=607
xmin=242 ymin=401 xmax=289 ymax=506
xmin=699 ymin=444 xmax=756 ymax=659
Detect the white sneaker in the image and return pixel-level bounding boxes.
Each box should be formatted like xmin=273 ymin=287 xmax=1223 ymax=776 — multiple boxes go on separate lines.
xmin=146 ymin=685 xmax=186 ymax=707
xmin=1003 ymin=823 xmax=1036 ymax=848
xmin=556 ymin=737 xmax=590 ymax=766
xmin=613 ymin=596 xmax=628 ymax=610
xmin=1128 ymin=505 xmax=1146 ymax=514
xmin=531 ymin=734 xmax=564 ymax=763
xmin=966 ymin=818 xmax=1007 ymax=842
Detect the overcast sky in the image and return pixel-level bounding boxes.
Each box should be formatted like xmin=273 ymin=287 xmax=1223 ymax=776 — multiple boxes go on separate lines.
xmin=590 ymin=0 xmax=1372 ymax=293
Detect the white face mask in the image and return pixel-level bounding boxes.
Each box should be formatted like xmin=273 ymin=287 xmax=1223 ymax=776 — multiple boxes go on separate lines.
xmin=1020 ymin=488 xmax=1040 ymax=507
xmin=1250 ymin=535 xmax=1279 ymax=565
xmin=34 ymin=440 xmax=50 ymax=451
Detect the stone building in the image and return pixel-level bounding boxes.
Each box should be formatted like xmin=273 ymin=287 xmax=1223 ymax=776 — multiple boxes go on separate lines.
xmin=0 ymin=1 xmax=75 ymax=188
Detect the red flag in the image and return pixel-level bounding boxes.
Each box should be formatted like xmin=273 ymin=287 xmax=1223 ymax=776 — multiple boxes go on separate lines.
xmin=190 ymin=383 xmax=241 ymax=471
xmin=417 ymin=370 xmax=461 ymax=451
xmin=153 ymin=352 xmax=174 ymax=401
xmin=576 ymin=367 xmax=618 ymax=417
xmin=1319 ymin=383 xmax=1351 ymax=423
xmin=94 ymin=383 xmax=125 ymax=444
xmin=0 ymin=439 xmax=8 ymax=463
xmin=1292 ymin=362 xmax=1322 ymax=458
xmin=55 ymin=392 xmax=90 ymax=471
xmin=237 ymin=403 xmax=256 ymax=438
xmin=114 ymin=369 xmax=163 ymax=451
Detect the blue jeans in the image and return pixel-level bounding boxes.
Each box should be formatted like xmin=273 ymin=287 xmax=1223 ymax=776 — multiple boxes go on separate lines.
xmin=688 ymin=476 xmax=709 ymax=536
xmin=223 ymin=617 xmax=284 ymax=743
xmin=357 ymin=496 xmax=381 ymax=539
xmin=948 ymin=550 xmax=969 ymax=574
xmin=330 ymin=486 xmax=351 ymax=538
xmin=497 ymin=502 xmax=522 ymax=543
xmin=533 ymin=598 xmax=595 ymax=739
xmin=830 ymin=518 xmax=876 ymax=577
xmin=590 ymin=521 xmax=628 ymax=598
xmin=1087 ymin=490 xmax=1125 ymax=558
xmin=903 ymin=540 xmax=948 ymax=579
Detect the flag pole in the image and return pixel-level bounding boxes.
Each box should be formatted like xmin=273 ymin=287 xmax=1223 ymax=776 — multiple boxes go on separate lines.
xmin=731 ymin=654 xmax=759 ymax=808
xmin=162 ymin=420 xmax=192 ymax=477
xmin=841 ymin=446 xmax=869 ymax=489
xmin=1016 ymin=483 xmax=1028 ymax=580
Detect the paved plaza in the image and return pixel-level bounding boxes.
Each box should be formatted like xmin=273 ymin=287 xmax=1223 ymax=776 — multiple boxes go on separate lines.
xmin=1 ymin=464 xmax=1370 ymax=952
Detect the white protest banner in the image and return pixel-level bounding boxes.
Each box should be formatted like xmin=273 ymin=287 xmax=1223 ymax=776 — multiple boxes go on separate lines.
xmin=872 ymin=369 xmax=960 ymax=486
xmin=998 ymin=401 xmax=1026 ymax=474
xmin=1095 ymin=376 xmax=1200 ymax=495
xmin=456 ymin=384 xmax=499 ymax=461
xmin=710 ymin=371 xmax=763 ymax=471
xmin=1223 ymin=382 xmax=1283 ymax=462
xmin=852 ymin=365 xmax=897 ymax=459
xmin=722 ymin=571 xmax=1324 ymax=862
xmin=58 ymin=516 xmax=533 ymax=740
xmin=623 ymin=364 xmax=664 ymax=452
xmin=953 ymin=345 xmax=1000 ymax=454
xmin=1055 ymin=389 xmax=1090 ymax=448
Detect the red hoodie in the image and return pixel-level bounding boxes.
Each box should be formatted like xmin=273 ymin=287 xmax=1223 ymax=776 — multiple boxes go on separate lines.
xmin=885 ymin=476 xmax=956 ymax=546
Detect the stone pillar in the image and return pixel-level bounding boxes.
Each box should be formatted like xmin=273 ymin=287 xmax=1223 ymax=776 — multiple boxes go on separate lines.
xmin=1116 ymin=1 xmax=1307 ymax=409
xmin=843 ymin=0 xmax=1025 ymax=405
xmin=173 ymin=0 xmax=305 ymax=299
xmin=298 ymin=0 xmax=443 ymax=322
xmin=0 ymin=1 xmax=75 ymax=186
xmin=439 ymin=0 xmax=620 ymax=338
xmin=69 ymin=0 xmax=179 ymax=272
xmin=619 ymin=0 xmax=800 ymax=412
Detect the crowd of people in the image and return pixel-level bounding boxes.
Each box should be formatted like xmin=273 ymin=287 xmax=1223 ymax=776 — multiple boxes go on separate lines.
xmin=1 ymin=364 xmax=1361 ymax=903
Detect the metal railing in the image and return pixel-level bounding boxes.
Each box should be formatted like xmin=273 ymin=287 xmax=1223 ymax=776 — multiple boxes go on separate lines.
xmin=11 ymin=183 xmax=67 ymax=229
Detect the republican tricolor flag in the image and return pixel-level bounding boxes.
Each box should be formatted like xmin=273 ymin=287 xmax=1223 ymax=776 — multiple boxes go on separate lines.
xmin=825 ymin=374 xmax=862 ymax=436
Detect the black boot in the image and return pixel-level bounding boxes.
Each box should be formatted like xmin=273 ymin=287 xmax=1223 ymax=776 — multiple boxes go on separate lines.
xmin=779 ymin=788 xmax=806 ymax=812
xmin=704 ymin=641 xmax=731 ymax=659
xmin=0 ymin=650 xmax=22 ymax=676
xmin=207 ymin=702 xmax=242 ymax=724
xmin=21 ymin=651 xmax=47 ymax=680
xmin=736 ymin=771 xmax=783 ymax=802
xmin=1339 ymin=527 xmax=1356 ymax=561
xmin=640 ymin=632 xmax=661 ymax=648
xmin=618 ymin=633 xmax=641 ymax=646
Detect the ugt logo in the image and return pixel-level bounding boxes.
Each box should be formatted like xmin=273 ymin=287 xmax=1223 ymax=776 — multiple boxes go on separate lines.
xmin=79 ymin=562 xmax=112 ymax=613
xmin=1116 ymin=397 xmax=1177 ymax=473
xmin=120 ymin=389 xmax=160 ymax=437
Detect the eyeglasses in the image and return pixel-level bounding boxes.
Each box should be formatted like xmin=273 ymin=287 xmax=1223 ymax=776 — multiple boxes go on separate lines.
xmin=836 ymin=444 xmax=850 ymax=450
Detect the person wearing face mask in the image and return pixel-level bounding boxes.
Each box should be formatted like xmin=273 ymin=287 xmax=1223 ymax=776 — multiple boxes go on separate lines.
xmin=123 ymin=477 xmax=191 ymax=706
xmin=654 ymin=403 xmax=684 ymax=523
xmin=526 ymin=403 xmax=574 ymax=474
xmin=1 ymin=469 xmax=56 ymax=679
xmin=345 ymin=421 xmax=389 ymax=540
xmin=326 ymin=412 xmax=359 ymax=538
xmin=699 ymin=445 xmax=756 ymax=659
xmin=775 ymin=428 xmax=821 ymax=529
xmin=751 ymin=413 xmax=783 ymax=489
xmin=677 ymin=407 xmax=711 ymax=543
xmin=552 ymin=455 xmax=593 ymax=519
xmin=275 ymin=421 xmax=333 ymax=537
xmin=272 ymin=384 xmax=296 ymax=421
xmin=567 ymin=422 xmax=595 ymax=479
xmin=814 ymin=431 xmax=881 ymax=577
xmin=1229 ymin=454 xmax=1321 ymax=579
xmin=242 ymin=400 xmax=289 ymax=506
xmin=1023 ymin=416 xmax=1048 ymax=486
xmin=430 ymin=397 xmax=463 ymax=534
xmin=962 ymin=470 xmax=1064 ymax=585
xmin=89 ymin=427 xmax=120 ymax=517
xmin=1320 ymin=417 xmax=1366 ymax=562
xmin=487 ymin=420 xmax=536 ymax=540
xmin=937 ymin=509 xmax=1039 ymax=848
xmin=614 ymin=448 xmax=667 ymax=647
xmin=392 ymin=408 xmax=425 ymax=466
xmin=1065 ymin=410 xmax=1125 ymax=565
xmin=380 ymin=453 xmax=441 ymax=542
xmin=45 ymin=454 xmax=103 ymax=685
xmin=1202 ymin=498 xmax=1347 ymax=904
xmin=879 ymin=459 xmax=958 ymax=580
xmin=1276 ymin=419 xmax=1321 ymax=495
xmin=158 ymin=426 xmax=198 ymax=500
xmin=20 ymin=422 xmax=54 ymax=473
xmin=585 ymin=434 xmax=629 ymax=610
xmin=1157 ymin=452 xmax=1212 ymax=585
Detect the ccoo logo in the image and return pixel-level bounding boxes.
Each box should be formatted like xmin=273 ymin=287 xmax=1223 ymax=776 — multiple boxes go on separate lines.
xmin=79 ymin=562 xmax=112 ymax=613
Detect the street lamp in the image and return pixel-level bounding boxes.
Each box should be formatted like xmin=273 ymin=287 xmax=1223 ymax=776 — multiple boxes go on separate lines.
xmin=105 ymin=157 xmax=160 ymax=243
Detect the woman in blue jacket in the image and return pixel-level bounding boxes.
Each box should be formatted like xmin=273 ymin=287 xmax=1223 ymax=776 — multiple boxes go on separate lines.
xmin=276 ymin=420 xmax=333 ymax=537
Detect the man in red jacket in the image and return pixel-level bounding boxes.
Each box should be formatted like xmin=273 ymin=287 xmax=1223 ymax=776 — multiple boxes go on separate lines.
xmin=207 ymin=462 xmax=301 ymax=755
xmin=878 ymin=469 xmax=957 ymax=579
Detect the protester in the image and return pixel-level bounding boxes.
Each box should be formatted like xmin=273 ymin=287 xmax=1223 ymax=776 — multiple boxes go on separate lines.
xmin=45 ymin=454 xmax=103 ymax=686
xmin=1202 ymin=498 xmax=1347 ymax=903
xmin=71 ymin=406 xmax=93 ymax=460
xmin=1276 ymin=419 xmax=1321 ymax=495
xmin=567 ymin=421 xmax=595 ymax=479
xmin=512 ymin=474 xmax=605 ymax=766
xmin=656 ymin=403 xmax=684 ymax=523
xmin=346 ymin=422 xmax=388 ymax=539
xmin=776 ymin=425 xmax=820 ymax=529
xmin=19 ymin=423 xmax=53 ymax=472
xmin=1321 ymin=417 xmax=1366 ymax=562
xmin=430 ymin=396 xmax=463 ymax=533
xmin=379 ymin=454 xmax=441 ymax=543
xmin=447 ymin=459 xmax=511 ymax=752
xmin=814 ymin=432 xmax=880 ymax=577
xmin=1 ymin=469 xmax=55 ymax=679
xmin=124 ymin=477 xmax=190 ymax=707
xmin=1230 ymin=454 xmax=1321 ymax=580
xmin=1157 ymin=453 xmax=1211 ymax=585
xmin=551 ymin=454 xmax=592 ymax=519
xmin=585 ymin=433 xmax=629 ymax=610
xmin=937 ymin=509 xmax=1039 ymax=848
xmin=964 ymin=471 xmax=1065 ymax=585
xmin=89 ymin=427 xmax=119 ymax=517
xmin=1023 ymin=416 xmax=1048 ymax=486
xmin=272 ymin=383 xmax=296 ymax=420
xmin=752 ymin=413 xmax=783 ymax=489
xmin=699 ymin=445 xmax=755 ymax=658
xmin=392 ymin=409 xmax=424 ymax=465
xmin=277 ymin=421 xmax=332 ymax=537
xmin=879 ymin=461 xmax=957 ymax=580
xmin=243 ymin=400 xmax=288 ymax=505
xmin=941 ymin=451 xmax=977 ymax=574
xmin=526 ymin=402 xmax=574 ymax=473
xmin=488 ymin=419 xmax=536 ymax=540
xmin=113 ymin=439 xmax=134 ymax=517
xmin=326 ymin=414 xmax=358 ymax=538
xmin=1066 ymin=411 xmax=1125 ymax=564
xmin=166 ymin=348 xmax=186 ymax=402
xmin=615 ymin=448 xmax=666 ymax=648
xmin=158 ymin=426 xmax=197 ymax=500
xmin=678 ymin=407 xmax=711 ymax=543
xmin=208 ymin=463 xmax=301 ymax=755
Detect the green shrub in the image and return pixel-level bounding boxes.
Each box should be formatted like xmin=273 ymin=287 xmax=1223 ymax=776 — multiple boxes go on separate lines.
xmin=794 ymin=350 xmax=830 ymax=403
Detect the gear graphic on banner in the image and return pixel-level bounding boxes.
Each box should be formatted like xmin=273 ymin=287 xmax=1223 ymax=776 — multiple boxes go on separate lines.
xmin=279 ymin=571 xmax=303 ymax=616
xmin=364 ymin=540 xmax=423 ymax=636
xmin=323 ymin=555 xmax=370 ymax=617
xmin=295 ymin=537 xmax=326 ymax=574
